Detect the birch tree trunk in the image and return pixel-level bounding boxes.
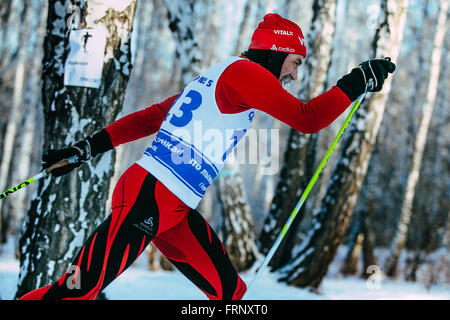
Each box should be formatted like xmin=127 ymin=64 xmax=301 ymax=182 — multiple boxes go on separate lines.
xmin=163 ymin=0 xmax=201 ymax=88
xmin=443 ymin=213 xmax=450 ymax=249
xmin=16 ymin=0 xmax=138 ymax=298
xmin=0 ymin=0 xmax=46 ymax=243
xmin=340 ymin=210 xmax=364 ymax=275
xmin=233 ymin=0 xmax=258 ymax=56
xmin=163 ymin=0 xmax=258 ymax=270
xmin=279 ymin=0 xmax=409 ymax=289
xmin=385 ymin=0 xmax=448 ymax=278
xmin=0 ymin=0 xmax=20 ymax=170
xmin=145 ymin=0 xmax=203 ymax=272
xmin=0 ymin=0 xmax=33 ymax=241
xmin=340 ymin=203 xmax=378 ymax=278
xmin=361 ymin=201 xmax=377 ymax=278
xmin=216 ymin=163 xmax=258 ymax=272
xmin=258 ymin=0 xmax=337 ymax=270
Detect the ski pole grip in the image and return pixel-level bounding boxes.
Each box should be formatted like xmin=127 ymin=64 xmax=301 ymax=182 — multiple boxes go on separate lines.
xmin=44 ymin=155 xmax=79 ymax=175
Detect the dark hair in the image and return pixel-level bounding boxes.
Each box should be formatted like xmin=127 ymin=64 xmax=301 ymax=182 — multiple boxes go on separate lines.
xmin=241 ymin=49 xmax=289 ymax=79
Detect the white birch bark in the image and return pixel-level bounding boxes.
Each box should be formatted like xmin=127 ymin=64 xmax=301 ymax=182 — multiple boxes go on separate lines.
xmin=163 ymin=0 xmax=201 ymax=88
xmin=216 ymin=162 xmax=258 ymax=271
xmin=279 ymin=0 xmax=409 ymax=289
xmin=0 ymin=0 xmax=40 ymax=241
xmin=386 ymin=0 xmax=448 ymax=277
xmin=258 ymin=0 xmax=337 ymax=270
xmin=16 ymin=0 xmax=138 ymax=298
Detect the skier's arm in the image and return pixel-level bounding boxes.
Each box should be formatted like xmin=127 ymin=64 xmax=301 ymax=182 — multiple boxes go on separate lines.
xmin=216 ymin=60 xmax=351 ymax=134
xmin=104 ymin=94 xmax=178 ymax=147
xmin=42 ymin=94 xmax=178 ymax=177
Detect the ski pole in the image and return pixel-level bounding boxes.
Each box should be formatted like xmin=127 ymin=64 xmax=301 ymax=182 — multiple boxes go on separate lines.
xmin=245 ymin=80 xmax=373 ymax=298
xmin=0 ymin=155 xmax=79 ymax=200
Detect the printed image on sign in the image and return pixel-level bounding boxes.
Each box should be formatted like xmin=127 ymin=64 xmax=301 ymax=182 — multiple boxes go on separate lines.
xmin=64 ymin=28 xmax=107 ymax=88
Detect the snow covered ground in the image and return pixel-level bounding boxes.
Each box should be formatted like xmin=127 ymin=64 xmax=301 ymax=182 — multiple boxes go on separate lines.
xmin=0 ymin=237 xmax=448 ymax=300
xmin=104 ymin=265 xmax=450 ymax=300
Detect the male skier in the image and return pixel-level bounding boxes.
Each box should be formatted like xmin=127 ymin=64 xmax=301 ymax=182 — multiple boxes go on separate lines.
xmin=20 ymin=13 xmax=395 ymax=300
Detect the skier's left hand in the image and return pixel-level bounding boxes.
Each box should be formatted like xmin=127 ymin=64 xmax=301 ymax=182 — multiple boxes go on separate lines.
xmin=336 ymin=57 xmax=396 ymax=101
xmin=42 ymin=139 xmax=92 ymax=177
xmin=358 ymin=57 xmax=396 ymax=92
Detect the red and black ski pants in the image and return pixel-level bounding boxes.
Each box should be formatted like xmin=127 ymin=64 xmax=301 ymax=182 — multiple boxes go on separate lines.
xmin=19 ymin=163 xmax=246 ymax=300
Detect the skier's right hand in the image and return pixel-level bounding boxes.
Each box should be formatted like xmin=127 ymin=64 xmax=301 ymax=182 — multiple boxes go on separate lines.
xmin=42 ymin=139 xmax=92 ymax=177
xmin=42 ymin=130 xmax=114 ymax=177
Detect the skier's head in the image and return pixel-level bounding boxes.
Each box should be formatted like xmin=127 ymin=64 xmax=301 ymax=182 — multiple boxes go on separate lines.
xmin=242 ymin=13 xmax=306 ymax=86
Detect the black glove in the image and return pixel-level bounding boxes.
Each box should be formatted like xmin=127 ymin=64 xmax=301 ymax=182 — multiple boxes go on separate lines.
xmin=337 ymin=57 xmax=396 ymax=101
xmin=42 ymin=129 xmax=113 ymax=177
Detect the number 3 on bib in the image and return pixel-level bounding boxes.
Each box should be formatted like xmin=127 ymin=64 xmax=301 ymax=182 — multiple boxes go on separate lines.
xmin=170 ymin=90 xmax=202 ymax=127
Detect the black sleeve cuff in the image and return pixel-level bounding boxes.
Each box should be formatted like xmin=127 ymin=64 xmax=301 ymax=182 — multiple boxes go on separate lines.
xmin=336 ymin=68 xmax=366 ymax=102
xmin=87 ymin=129 xmax=114 ymax=157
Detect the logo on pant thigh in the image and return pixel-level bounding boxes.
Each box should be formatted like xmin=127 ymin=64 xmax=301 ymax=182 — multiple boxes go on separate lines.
xmin=133 ymin=217 xmax=156 ymax=237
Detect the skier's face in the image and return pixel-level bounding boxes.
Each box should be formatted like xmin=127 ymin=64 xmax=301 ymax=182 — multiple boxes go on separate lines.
xmin=279 ymin=54 xmax=304 ymax=88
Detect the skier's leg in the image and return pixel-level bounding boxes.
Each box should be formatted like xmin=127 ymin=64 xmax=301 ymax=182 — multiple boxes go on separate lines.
xmin=19 ymin=164 xmax=158 ymax=300
xmin=152 ymin=185 xmax=246 ymax=300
